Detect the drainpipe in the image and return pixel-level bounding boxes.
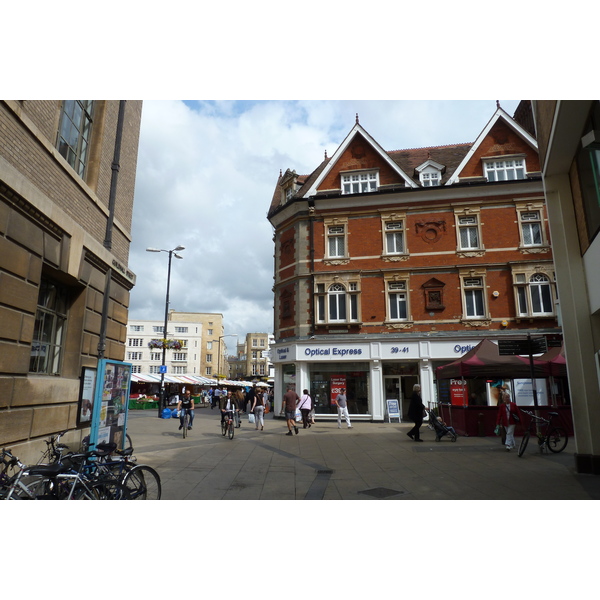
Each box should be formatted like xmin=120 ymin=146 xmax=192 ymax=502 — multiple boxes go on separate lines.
xmin=308 ymin=200 xmax=315 ymax=335
xmin=98 ymin=100 xmax=126 ymax=360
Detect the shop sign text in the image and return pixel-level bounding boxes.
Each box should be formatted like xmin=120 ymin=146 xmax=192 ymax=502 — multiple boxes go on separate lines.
xmin=305 ymin=347 xmax=363 ymax=358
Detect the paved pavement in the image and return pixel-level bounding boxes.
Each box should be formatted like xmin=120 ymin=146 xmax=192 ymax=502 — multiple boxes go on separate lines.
xmin=126 ymin=406 xmax=600 ymax=500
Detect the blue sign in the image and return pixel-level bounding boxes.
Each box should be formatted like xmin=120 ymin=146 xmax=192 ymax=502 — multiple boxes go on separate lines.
xmin=160 ymin=365 xmax=167 ymax=374
xmin=386 ymin=399 xmax=401 ymax=422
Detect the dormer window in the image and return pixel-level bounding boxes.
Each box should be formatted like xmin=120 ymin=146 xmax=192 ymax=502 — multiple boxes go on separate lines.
xmin=416 ymin=159 xmax=444 ymax=187
xmin=341 ymin=171 xmax=378 ymax=194
xmin=421 ymin=172 xmax=440 ymax=187
xmin=483 ymin=156 xmax=526 ymax=181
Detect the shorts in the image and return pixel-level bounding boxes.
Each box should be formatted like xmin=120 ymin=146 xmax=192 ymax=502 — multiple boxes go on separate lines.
xmin=285 ymin=410 xmax=296 ymax=420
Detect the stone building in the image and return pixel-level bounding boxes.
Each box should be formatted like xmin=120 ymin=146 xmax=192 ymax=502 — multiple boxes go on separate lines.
xmin=0 ymin=100 xmax=142 ymax=461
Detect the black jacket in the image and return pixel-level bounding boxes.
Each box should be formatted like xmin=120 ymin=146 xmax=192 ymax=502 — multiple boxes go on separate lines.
xmin=407 ymin=391 xmax=424 ymax=422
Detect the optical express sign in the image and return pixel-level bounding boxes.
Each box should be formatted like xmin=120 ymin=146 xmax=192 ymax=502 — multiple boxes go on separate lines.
xmin=273 ymin=342 xmax=479 ymax=362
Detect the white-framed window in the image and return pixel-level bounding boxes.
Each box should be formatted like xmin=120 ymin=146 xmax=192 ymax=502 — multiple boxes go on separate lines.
xmin=149 ymin=365 xmax=161 ymax=374
xmin=172 ymin=353 xmax=187 ymax=361
xmin=208 ymin=329 xmax=213 ymax=335
xmin=316 ymin=280 xmax=360 ymax=323
xmin=206 ymin=354 xmax=212 ymax=363
xmin=151 ymin=352 xmax=162 ymax=361
xmin=153 ymin=326 xmax=164 ymax=333
xmin=130 ymin=324 xmax=144 ymax=332
xmin=207 ymin=341 xmax=213 ymax=350
xmin=520 ymin=210 xmax=543 ymax=246
xmin=328 ymin=225 xmax=345 ymax=258
xmin=458 ymin=216 xmax=480 ymax=249
xmin=252 ymin=339 xmax=257 ymax=347
xmin=514 ymin=271 xmax=555 ymax=317
xmin=173 ymin=366 xmax=187 ymax=374
xmin=388 ymin=281 xmax=408 ymax=320
xmin=385 ymin=221 xmax=404 ymax=254
xmin=127 ymin=352 xmax=142 ymax=361
xmin=421 ymin=172 xmax=440 ymax=187
xmin=483 ymin=157 xmax=526 ymax=181
xmin=463 ymin=277 xmax=486 ymax=318
xmin=341 ymin=171 xmax=378 ymax=194
xmin=260 ymin=339 xmax=265 ymax=346
xmin=131 ymin=365 xmax=141 ymax=373
xmin=174 ymin=326 xmax=188 ymax=333
xmin=206 ymin=367 xmax=212 ymax=376
xmin=128 ymin=338 xmax=143 ymax=347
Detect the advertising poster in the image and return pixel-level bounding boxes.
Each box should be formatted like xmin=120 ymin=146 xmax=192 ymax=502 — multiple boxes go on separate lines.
xmin=77 ymin=367 xmax=96 ymax=425
xmin=450 ymin=379 xmax=468 ymax=406
xmin=513 ymin=379 xmax=548 ymax=406
xmin=330 ymin=375 xmax=346 ymax=406
xmin=89 ymin=359 xmax=132 ymax=450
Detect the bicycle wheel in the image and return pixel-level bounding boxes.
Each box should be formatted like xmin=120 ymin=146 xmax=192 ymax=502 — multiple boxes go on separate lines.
xmin=517 ymin=432 xmax=530 ymax=457
xmin=71 ymin=484 xmax=101 ymax=500
xmin=122 ymin=465 xmax=161 ymax=500
xmin=221 ymin=419 xmax=227 ymax=436
xmin=547 ymin=427 xmax=568 ymax=453
xmin=228 ymin=420 xmax=234 ymax=439
xmin=91 ymin=480 xmax=130 ymax=500
xmin=182 ymin=413 xmax=188 ymax=439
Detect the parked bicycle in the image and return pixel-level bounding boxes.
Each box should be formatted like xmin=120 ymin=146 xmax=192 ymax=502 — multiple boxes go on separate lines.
xmin=221 ymin=410 xmax=235 ymax=439
xmin=517 ymin=410 xmax=568 ymax=457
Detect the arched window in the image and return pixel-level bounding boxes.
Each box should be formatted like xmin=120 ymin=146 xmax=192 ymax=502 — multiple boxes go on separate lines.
xmin=530 ymin=273 xmax=553 ymax=314
xmin=315 ymin=281 xmax=360 ymax=323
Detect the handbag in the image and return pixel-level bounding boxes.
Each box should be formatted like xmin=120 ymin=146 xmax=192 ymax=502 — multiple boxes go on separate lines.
xmin=265 ymin=403 xmax=270 ymax=413
xmin=248 ymin=413 xmax=256 ymax=424
xmin=494 ymin=424 xmax=502 ymax=436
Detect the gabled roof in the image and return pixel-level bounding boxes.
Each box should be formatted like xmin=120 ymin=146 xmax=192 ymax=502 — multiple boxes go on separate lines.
xmin=300 ymin=121 xmax=418 ymax=198
xmin=445 ymin=105 xmax=538 ymax=185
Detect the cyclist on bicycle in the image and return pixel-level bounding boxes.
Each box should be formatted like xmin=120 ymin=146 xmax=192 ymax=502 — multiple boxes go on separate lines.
xmin=178 ymin=389 xmax=195 ymax=431
xmin=219 ymin=390 xmax=239 ymax=427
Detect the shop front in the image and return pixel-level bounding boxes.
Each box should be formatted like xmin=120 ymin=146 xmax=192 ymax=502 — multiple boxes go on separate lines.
xmin=271 ymin=338 xmax=489 ymax=422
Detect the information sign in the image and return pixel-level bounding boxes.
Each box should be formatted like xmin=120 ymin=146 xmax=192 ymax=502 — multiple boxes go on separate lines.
xmin=386 ymin=399 xmax=401 ymax=423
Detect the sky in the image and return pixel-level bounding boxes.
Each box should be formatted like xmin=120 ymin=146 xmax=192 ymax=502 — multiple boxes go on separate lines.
xmin=127 ymin=99 xmax=522 ymax=342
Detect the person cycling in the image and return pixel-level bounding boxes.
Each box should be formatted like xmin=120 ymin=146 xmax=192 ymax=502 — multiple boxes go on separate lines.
xmin=219 ymin=390 xmax=239 ymax=428
xmin=178 ymin=389 xmax=195 ymax=431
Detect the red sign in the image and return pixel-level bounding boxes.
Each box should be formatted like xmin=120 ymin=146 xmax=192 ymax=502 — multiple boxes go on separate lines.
xmin=330 ymin=376 xmax=346 ymax=406
xmin=449 ymin=379 xmax=468 ymax=406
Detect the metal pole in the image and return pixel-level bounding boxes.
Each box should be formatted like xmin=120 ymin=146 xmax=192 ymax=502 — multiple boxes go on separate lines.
xmin=158 ymin=250 xmax=173 ymax=417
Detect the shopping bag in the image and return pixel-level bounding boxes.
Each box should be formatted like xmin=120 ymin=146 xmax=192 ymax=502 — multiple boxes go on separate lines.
xmin=248 ymin=413 xmax=256 ymax=424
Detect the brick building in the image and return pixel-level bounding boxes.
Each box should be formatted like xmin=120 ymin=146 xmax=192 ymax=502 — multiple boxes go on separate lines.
xmin=267 ymin=102 xmax=562 ymax=421
xmin=532 ymin=100 xmax=600 ymax=473
xmin=0 ymin=100 xmax=142 ymax=461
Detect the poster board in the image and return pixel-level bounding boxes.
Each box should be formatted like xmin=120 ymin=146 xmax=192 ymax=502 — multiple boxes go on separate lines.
xmin=89 ymin=359 xmax=132 ymax=451
xmin=386 ymin=399 xmax=401 ymax=423
xmin=77 ymin=366 xmax=97 ymax=426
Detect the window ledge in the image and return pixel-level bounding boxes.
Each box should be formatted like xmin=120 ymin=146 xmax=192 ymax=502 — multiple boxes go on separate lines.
xmin=457 ymin=249 xmax=485 ymax=258
xmin=324 ymin=258 xmax=350 ymax=265
xmin=384 ymin=321 xmax=414 ymax=330
xmin=461 ymin=318 xmax=492 ymax=327
xmin=381 ymin=254 xmax=409 ymax=262
xmin=518 ymin=245 xmax=551 ymax=254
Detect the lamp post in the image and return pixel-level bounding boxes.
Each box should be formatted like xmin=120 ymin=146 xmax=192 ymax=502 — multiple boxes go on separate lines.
xmin=218 ymin=334 xmax=237 ymax=382
xmin=146 ymin=245 xmax=185 ymax=417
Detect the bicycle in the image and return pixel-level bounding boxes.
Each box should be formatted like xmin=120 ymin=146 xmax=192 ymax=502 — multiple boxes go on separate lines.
xmin=517 ymin=410 xmax=568 ymax=457
xmin=221 ymin=410 xmax=235 ymax=439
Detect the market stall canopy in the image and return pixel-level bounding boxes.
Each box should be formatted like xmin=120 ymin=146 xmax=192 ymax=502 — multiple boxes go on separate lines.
xmin=537 ymin=345 xmax=568 ymax=378
xmin=130 ymin=373 xmax=217 ymax=385
xmin=436 ymin=339 xmax=548 ymax=379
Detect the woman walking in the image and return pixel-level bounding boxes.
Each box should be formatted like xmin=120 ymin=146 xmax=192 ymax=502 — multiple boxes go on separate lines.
xmin=252 ymin=388 xmax=266 ymax=431
xmin=495 ymin=388 xmax=521 ymax=451
xmin=298 ymin=389 xmax=312 ymax=429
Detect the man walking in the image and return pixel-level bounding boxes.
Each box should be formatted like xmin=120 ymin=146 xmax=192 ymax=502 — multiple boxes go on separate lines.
xmin=281 ymin=386 xmax=300 ymax=436
xmin=336 ymin=389 xmax=352 ymax=429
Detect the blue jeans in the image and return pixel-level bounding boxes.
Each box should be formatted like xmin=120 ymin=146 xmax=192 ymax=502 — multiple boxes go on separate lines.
xmin=180 ymin=408 xmax=194 ymax=427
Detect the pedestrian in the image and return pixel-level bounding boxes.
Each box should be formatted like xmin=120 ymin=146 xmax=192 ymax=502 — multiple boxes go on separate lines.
xmin=407 ymin=384 xmax=425 ymax=442
xmin=495 ymin=388 xmax=522 ymax=451
xmin=335 ymin=389 xmax=352 ymax=429
xmin=252 ymin=388 xmax=265 ymax=431
xmin=281 ymin=385 xmax=300 ymax=436
xmin=177 ymin=389 xmax=194 ymax=431
xmin=298 ymin=389 xmax=312 ymax=429
xmin=244 ymin=384 xmax=256 ymax=414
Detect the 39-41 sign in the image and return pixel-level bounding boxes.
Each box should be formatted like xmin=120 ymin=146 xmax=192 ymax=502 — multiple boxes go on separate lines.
xmin=391 ymin=347 xmax=410 ymax=354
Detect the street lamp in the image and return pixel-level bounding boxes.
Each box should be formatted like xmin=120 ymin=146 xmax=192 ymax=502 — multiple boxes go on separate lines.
xmin=218 ymin=334 xmax=237 ymax=382
xmin=146 ymin=245 xmax=185 ymax=417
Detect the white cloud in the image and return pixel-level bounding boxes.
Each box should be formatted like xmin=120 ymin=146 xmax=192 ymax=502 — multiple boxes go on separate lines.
xmin=128 ymin=99 xmax=522 ymax=336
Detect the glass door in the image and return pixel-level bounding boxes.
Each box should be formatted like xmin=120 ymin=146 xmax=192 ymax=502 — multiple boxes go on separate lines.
xmin=384 ymin=376 xmax=402 ymax=420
